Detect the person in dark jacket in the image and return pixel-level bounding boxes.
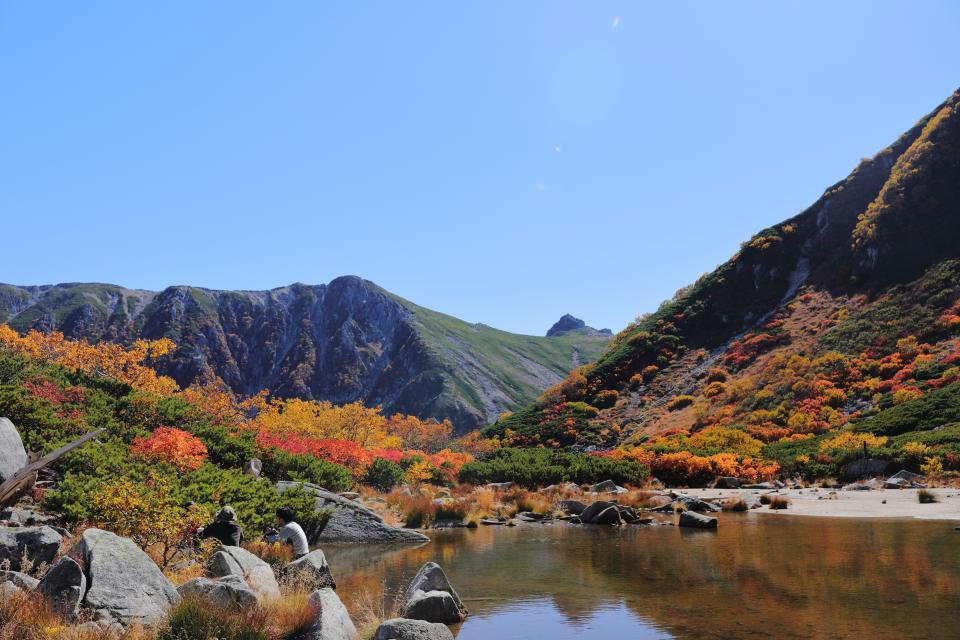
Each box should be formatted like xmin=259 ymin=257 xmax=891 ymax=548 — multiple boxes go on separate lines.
xmin=199 ymin=506 xmax=244 ymax=546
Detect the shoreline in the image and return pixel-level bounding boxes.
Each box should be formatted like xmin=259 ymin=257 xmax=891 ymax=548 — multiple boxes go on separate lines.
xmin=668 ymin=486 xmax=960 ymax=521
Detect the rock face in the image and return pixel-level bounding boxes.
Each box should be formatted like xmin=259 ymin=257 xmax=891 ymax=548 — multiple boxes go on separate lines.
xmin=0 ymin=525 xmax=62 ymax=570
xmin=207 ymin=545 xmax=281 ymax=600
xmin=400 ymin=562 xmax=467 ymax=624
xmin=38 ymin=556 xmax=86 ymax=619
xmin=178 ymin=575 xmax=258 ymax=610
xmin=279 ymin=482 xmax=429 ymax=544
xmin=0 ymin=418 xmax=27 ymax=482
xmin=73 ymin=528 xmax=179 ymax=626
xmin=671 ymin=492 xmax=722 ymax=513
xmin=374 ymin=618 xmax=455 ymax=640
xmin=1 ymin=279 xmax=610 ymax=431
xmin=679 ymin=510 xmax=718 ymax=529
xmin=304 ymin=587 xmax=357 ymax=640
xmin=283 ymin=548 xmax=337 ymax=589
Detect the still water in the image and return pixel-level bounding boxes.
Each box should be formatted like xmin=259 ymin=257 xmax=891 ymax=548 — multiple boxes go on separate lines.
xmin=325 ymin=515 xmax=960 ymax=640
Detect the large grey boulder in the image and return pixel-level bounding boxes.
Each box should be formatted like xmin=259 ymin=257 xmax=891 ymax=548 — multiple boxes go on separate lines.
xmin=400 ymin=562 xmax=467 ymax=624
xmin=0 ymin=418 xmax=27 ymax=482
xmin=303 ymin=587 xmax=357 ymax=640
xmin=885 ymin=469 xmax=926 ymax=489
xmin=0 ymin=525 xmax=62 ymax=570
xmin=38 ymin=556 xmax=86 ymax=619
xmin=0 ymin=507 xmax=55 ymax=527
xmin=282 ymin=548 xmax=336 ymax=589
xmin=374 ymin=618 xmax=455 ymax=640
xmin=0 ymin=570 xmax=39 ymax=590
xmin=208 ymin=545 xmax=280 ymax=600
xmin=178 ymin=575 xmax=258 ymax=610
xmin=278 ymin=482 xmax=429 ymax=544
xmin=73 ymin=528 xmax=180 ymax=626
xmin=679 ymin=510 xmax=718 ymax=529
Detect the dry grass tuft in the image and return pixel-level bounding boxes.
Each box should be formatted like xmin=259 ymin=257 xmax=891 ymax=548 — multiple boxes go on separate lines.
xmin=918 ymin=489 xmax=939 ymax=504
xmin=722 ymin=498 xmax=749 ymax=512
xmin=767 ymin=496 xmax=790 ymax=510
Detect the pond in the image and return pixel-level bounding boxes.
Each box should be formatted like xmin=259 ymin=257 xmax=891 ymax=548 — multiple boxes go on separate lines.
xmin=325 ymin=514 xmax=960 ymax=640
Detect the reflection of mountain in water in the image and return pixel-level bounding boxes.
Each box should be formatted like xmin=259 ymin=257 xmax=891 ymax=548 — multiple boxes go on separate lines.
xmin=331 ymin=518 xmax=960 ymax=640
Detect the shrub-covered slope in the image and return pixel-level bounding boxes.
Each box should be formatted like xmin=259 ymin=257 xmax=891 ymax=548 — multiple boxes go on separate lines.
xmin=0 ymin=278 xmax=608 ymax=431
xmin=487 ymin=88 xmax=960 ymax=481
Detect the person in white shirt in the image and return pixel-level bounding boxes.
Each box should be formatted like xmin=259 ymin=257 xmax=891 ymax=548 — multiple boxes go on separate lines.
xmin=275 ymin=506 xmax=310 ymax=558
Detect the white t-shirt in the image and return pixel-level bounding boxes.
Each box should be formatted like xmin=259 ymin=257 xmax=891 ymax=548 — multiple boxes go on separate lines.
xmin=279 ymin=522 xmax=310 ymax=556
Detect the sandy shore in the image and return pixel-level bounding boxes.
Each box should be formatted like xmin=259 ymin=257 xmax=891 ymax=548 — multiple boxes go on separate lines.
xmin=673 ymin=487 xmax=960 ymax=520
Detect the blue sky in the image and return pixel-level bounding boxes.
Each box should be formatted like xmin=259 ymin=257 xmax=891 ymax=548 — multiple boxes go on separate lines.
xmin=1 ymin=2 xmax=958 ymax=335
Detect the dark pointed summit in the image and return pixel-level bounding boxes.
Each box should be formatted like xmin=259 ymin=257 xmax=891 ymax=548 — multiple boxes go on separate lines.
xmin=547 ymin=314 xmax=612 ymax=337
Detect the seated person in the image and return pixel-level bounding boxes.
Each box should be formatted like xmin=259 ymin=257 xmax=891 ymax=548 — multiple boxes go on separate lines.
xmin=275 ymin=506 xmax=310 ymax=558
xmin=198 ymin=506 xmax=244 ymax=546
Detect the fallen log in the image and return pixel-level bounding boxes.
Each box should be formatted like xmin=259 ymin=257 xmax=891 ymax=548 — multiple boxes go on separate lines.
xmin=0 ymin=428 xmax=105 ymax=508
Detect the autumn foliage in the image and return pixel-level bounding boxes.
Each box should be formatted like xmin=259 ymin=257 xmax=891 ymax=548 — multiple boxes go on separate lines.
xmin=130 ymin=427 xmax=209 ymax=472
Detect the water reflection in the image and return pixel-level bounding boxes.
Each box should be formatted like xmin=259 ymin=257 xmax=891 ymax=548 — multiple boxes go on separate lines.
xmin=325 ymin=516 xmax=960 ymax=640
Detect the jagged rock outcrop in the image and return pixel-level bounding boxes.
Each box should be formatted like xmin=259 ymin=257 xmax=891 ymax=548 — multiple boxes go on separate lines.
xmin=547 ymin=314 xmax=612 ymax=337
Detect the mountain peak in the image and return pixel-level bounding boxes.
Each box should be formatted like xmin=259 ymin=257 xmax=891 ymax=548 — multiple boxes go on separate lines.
xmin=547 ymin=314 xmax=612 ymax=337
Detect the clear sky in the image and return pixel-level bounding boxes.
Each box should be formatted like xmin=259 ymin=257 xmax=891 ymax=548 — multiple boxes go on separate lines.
xmin=1 ymin=2 xmax=958 ymax=335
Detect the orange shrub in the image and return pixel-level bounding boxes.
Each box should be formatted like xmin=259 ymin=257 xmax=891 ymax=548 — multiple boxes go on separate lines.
xmin=130 ymin=427 xmax=208 ymax=472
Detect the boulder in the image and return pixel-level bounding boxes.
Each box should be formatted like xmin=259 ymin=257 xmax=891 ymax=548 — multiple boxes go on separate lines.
xmin=401 ymin=562 xmax=467 ymax=624
xmin=670 ymin=492 xmax=721 ymax=513
xmin=0 ymin=525 xmax=62 ymax=570
xmin=303 ymin=587 xmax=357 ymax=640
xmin=590 ymin=506 xmax=624 ymax=525
xmin=374 ymin=618 xmax=455 ymax=640
xmin=588 ymin=480 xmax=628 ymax=494
xmin=885 ymin=469 xmax=926 ymax=489
xmin=73 ymin=528 xmax=179 ymax=626
xmin=0 ymin=570 xmax=39 ymax=590
xmin=178 ymin=575 xmax=258 ymax=610
xmin=208 ymin=545 xmax=281 ymax=600
xmin=283 ymin=548 xmax=336 ymax=589
xmin=742 ymin=482 xmax=776 ymax=490
xmin=278 ymin=482 xmax=429 ymax=544
xmin=38 ymin=556 xmax=86 ymax=619
xmin=679 ymin=510 xmax=718 ymax=529
xmin=556 ymin=499 xmax=587 ymax=515
xmin=0 ymin=507 xmax=54 ymax=527
xmin=578 ymin=501 xmax=615 ymax=523
xmin=714 ymin=477 xmax=742 ymax=489
xmin=485 ymin=482 xmax=513 ymax=491
xmin=0 ymin=418 xmax=27 ymax=482
xmin=242 ymin=458 xmax=262 ymax=478
xmin=843 ymin=478 xmax=880 ymax=491
xmin=843 ymin=458 xmax=889 ymax=481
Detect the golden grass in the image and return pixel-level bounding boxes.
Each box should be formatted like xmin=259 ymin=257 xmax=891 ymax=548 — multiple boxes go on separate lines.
xmin=768 ymin=496 xmax=790 ymax=509
xmin=722 ymin=498 xmax=750 ymax=512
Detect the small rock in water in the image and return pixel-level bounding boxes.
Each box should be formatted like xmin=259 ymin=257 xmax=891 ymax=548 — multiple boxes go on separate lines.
xmin=678 ymin=510 xmax=718 ymax=530
xmin=400 ymin=562 xmax=467 ymax=624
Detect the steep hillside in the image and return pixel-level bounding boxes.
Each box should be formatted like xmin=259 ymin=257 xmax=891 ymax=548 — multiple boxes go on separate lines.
xmin=489 ymin=88 xmax=960 ymax=473
xmin=0 ymin=278 xmax=609 ymax=431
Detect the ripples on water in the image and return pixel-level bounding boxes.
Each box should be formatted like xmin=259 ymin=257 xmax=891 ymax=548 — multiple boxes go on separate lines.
xmin=325 ymin=515 xmax=960 ymax=640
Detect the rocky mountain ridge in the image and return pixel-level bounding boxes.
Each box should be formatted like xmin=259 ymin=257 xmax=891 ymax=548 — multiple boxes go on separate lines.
xmin=0 ymin=277 xmax=609 ymax=431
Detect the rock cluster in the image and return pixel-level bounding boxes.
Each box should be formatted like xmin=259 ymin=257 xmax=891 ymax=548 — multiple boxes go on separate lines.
xmin=279 ymin=481 xmax=430 ymax=543
xmin=400 ymin=562 xmax=468 ymax=624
